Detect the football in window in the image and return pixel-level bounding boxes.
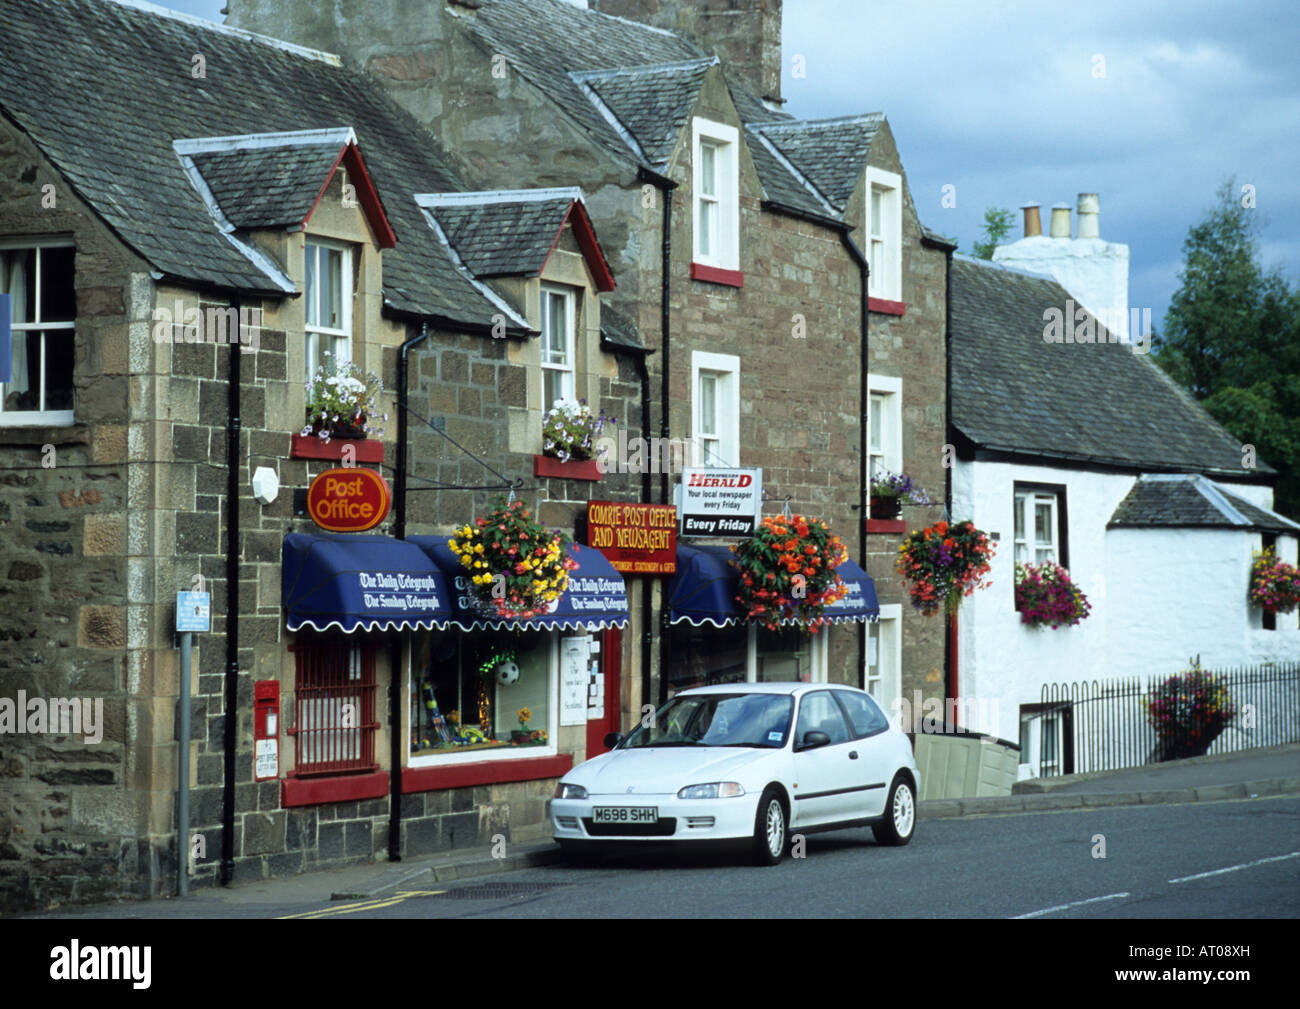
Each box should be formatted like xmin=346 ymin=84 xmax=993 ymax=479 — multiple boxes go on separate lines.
xmin=304 ymin=241 xmax=351 ymax=383
xmin=540 ymin=285 xmax=576 ymax=409
xmin=1 ymin=244 xmax=76 ymax=423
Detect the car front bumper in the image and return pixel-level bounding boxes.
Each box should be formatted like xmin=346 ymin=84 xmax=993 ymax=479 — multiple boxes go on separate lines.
xmin=551 ymin=793 xmax=759 ymax=843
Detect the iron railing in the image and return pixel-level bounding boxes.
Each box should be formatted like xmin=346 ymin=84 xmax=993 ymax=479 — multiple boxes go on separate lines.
xmin=1037 ymin=660 xmax=1300 ymax=776
xmin=288 ymin=639 xmax=378 ymax=776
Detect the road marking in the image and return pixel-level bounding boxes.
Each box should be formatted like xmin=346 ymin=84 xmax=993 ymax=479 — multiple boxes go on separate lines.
xmin=1168 ymin=850 xmax=1300 ymax=884
xmin=1012 ymin=892 xmax=1130 ymax=919
xmin=277 ymin=888 xmax=445 ymax=919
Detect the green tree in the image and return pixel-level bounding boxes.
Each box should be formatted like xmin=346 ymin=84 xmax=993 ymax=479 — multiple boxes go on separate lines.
xmin=1154 ymin=179 xmax=1300 ymax=516
xmin=971 ymin=207 xmax=1014 ymax=259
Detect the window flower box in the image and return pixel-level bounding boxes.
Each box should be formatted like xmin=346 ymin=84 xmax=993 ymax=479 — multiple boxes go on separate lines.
xmin=533 ymin=454 xmax=601 ymax=481
xmin=290 ymin=433 xmax=384 ymax=463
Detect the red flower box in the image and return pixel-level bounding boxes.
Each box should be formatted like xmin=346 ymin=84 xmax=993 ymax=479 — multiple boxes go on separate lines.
xmin=533 ymin=454 xmax=601 ymax=481
xmin=291 ymin=433 xmax=384 ymax=463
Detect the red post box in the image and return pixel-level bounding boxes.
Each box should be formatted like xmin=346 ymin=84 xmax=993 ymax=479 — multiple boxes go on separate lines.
xmin=254 ymin=680 xmax=280 ymax=781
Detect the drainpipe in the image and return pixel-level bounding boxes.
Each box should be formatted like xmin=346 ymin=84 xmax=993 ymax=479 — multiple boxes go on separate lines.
xmin=635 ymin=349 xmax=654 ymax=728
xmin=942 ymin=248 xmax=957 ymax=726
xmin=838 ymin=232 xmax=870 ymax=688
xmin=221 ymin=300 xmax=242 ymax=887
xmin=388 ymin=322 xmax=430 ymax=861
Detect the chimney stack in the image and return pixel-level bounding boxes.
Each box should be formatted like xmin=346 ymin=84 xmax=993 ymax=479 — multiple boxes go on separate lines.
xmin=1049 ymin=203 xmax=1071 ymax=239
xmin=1020 ymin=202 xmax=1042 ymax=238
xmin=1076 ymin=192 xmax=1100 ymax=239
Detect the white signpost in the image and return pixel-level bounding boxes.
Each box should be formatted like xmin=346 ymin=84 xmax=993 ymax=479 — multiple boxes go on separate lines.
xmin=175 ymin=590 xmax=209 ymax=898
xmin=678 ymin=467 xmax=763 ymax=536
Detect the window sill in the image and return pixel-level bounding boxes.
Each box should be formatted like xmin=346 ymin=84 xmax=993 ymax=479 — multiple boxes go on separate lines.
xmin=282 ymin=769 xmax=389 ymax=808
xmin=533 ymin=454 xmax=601 ymax=481
xmin=291 ymin=433 xmax=385 ymax=463
xmin=0 ymin=421 xmax=87 ymax=445
xmin=690 ymin=262 xmax=744 ymax=288
xmin=868 ymin=297 xmax=906 ymax=316
xmin=402 ymin=752 xmax=574 ymax=793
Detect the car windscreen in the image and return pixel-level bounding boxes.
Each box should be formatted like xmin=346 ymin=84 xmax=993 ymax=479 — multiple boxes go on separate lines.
xmin=622 ymin=693 xmax=794 ymax=749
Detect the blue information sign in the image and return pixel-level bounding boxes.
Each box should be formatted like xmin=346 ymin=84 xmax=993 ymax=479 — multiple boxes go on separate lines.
xmin=176 ymin=591 xmax=211 ymax=633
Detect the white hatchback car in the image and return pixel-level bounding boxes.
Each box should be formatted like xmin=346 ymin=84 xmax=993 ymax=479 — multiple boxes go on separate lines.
xmin=551 ymin=683 xmax=920 ymax=865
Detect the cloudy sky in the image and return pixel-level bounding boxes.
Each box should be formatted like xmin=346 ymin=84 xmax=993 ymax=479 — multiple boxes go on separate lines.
xmin=157 ymin=0 xmax=1298 ymax=326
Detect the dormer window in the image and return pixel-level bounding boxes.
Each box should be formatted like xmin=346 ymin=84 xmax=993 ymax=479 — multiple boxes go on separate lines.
xmin=304 ymin=240 xmax=352 ymax=382
xmin=541 ymin=284 xmax=577 ymax=409
xmin=865 ymin=166 xmax=902 ymax=303
xmin=691 ymin=118 xmax=740 ymax=280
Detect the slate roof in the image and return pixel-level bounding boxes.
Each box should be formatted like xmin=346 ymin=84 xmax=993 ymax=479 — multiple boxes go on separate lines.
xmin=750 ymin=114 xmax=884 ymax=213
xmin=950 ymin=256 xmax=1267 ymax=476
xmin=422 ymin=195 xmax=581 ymax=279
xmin=0 ymin=0 xmax=514 ymax=327
xmin=1108 ymin=475 xmax=1299 ymax=532
xmin=599 ymin=303 xmax=646 ymax=354
xmin=189 ymin=140 xmax=348 ymax=230
xmin=574 ymin=59 xmax=717 ymax=168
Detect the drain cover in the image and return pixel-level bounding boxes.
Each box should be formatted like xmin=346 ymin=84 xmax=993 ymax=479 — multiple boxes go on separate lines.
xmin=433 ymin=881 xmax=572 ymax=900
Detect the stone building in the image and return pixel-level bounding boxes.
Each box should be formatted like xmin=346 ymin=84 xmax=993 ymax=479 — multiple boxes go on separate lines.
xmin=0 ymin=0 xmax=640 ymax=912
xmin=227 ymin=0 xmax=956 ymax=727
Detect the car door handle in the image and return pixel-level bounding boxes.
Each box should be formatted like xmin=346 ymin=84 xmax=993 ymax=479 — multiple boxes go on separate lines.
xmin=848 ymin=751 xmax=858 ymax=759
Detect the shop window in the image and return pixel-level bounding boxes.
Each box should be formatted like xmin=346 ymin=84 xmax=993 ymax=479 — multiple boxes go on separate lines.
xmin=290 ymin=638 xmax=377 ymax=776
xmin=691 ymin=117 xmax=739 ymax=272
xmin=866 ymin=604 xmax=902 ymax=719
xmin=304 ymin=240 xmax=352 ymax=383
xmin=866 ymin=374 xmax=902 ymax=481
xmin=540 ymin=284 xmax=577 ymax=410
xmin=865 ymin=166 xmax=901 ymax=302
xmin=691 ymin=350 xmax=740 ymax=467
xmin=756 ymin=626 xmax=812 ymax=682
xmin=0 ymin=242 xmax=75 ymax=426
xmin=665 ymin=622 xmax=826 ymax=692
xmin=411 ymin=630 xmax=553 ymax=758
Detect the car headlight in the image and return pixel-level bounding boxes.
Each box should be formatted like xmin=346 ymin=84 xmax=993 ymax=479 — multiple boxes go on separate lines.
xmin=554 ymin=782 xmax=588 ymax=800
xmin=677 ymin=782 xmax=745 ymax=800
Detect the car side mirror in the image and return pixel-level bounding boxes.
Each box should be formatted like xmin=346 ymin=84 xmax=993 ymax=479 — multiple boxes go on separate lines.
xmin=603 ymin=732 xmax=623 ymax=749
xmin=798 ymin=730 xmax=831 ymax=751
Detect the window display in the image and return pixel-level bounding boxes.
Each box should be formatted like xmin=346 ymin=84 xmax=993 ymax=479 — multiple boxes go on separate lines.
xmin=410 ymin=630 xmax=551 ymax=756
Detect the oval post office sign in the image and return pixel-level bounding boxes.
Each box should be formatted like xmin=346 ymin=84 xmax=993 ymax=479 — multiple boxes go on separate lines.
xmin=307 ymin=467 xmax=392 ymax=532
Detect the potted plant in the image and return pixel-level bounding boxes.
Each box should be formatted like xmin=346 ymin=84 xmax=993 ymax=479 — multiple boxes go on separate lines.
xmin=869 ymin=471 xmax=931 ymax=520
xmin=448 ymin=496 xmax=579 ymax=619
xmin=895 ymin=519 xmax=996 ymax=616
xmin=293 ymin=355 xmax=388 ymax=461
xmin=1014 ymin=560 xmax=1092 ymax=628
xmin=1248 ymin=548 xmax=1300 ymax=614
xmin=731 ymin=513 xmax=850 ymax=631
xmin=534 ymin=398 xmax=613 ymax=480
xmin=1145 ymin=662 xmax=1237 ymax=761
xmin=512 ymin=707 xmax=532 ymax=744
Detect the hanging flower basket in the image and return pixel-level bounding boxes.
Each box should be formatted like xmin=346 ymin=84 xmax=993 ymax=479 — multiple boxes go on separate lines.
xmin=896 ymin=519 xmax=995 ymax=617
xmin=731 ymin=514 xmax=850 ymax=632
xmin=448 ymin=497 xmax=578 ymax=620
xmin=1144 ymin=662 xmax=1237 ymax=761
xmin=1014 ymin=561 xmax=1092 ymax=629
xmin=1248 ymin=548 xmax=1300 ymax=614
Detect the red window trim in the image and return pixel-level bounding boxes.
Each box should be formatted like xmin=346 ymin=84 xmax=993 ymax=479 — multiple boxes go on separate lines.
xmin=282 ymin=769 xmax=388 ymax=808
xmin=690 ymin=262 xmax=744 ymax=288
xmin=868 ymin=297 xmax=906 ymax=316
xmin=402 ymin=753 xmax=574 ymax=793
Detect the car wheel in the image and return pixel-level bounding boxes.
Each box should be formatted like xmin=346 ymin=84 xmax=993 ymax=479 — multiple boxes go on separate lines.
xmin=752 ymin=787 xmax=787 ymax=866
xmin=872 ymin=775 xmax=916 ymax=847
xmin=558 ymin=840 xmax=602 ymax=867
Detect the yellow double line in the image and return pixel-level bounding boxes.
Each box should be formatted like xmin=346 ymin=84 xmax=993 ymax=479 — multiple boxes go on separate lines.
xmin=278 ymin=888 xmax=446 ymax=919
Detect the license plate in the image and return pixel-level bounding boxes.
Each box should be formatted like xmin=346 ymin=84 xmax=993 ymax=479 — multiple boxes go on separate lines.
xmin=592 ymin=806 xmax=658 ymax=824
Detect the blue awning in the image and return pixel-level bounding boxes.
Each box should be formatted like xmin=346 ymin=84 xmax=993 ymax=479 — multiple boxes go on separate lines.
xmin=410 ymin=535 xmax=629 ymax=631
xmin=667 ymin=543 xmax=879 ymax=626
xmin=282 ymin=533 xmax=453 ymax=633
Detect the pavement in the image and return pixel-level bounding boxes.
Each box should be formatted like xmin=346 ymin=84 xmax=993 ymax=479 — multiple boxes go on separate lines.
xmin=24 ymin=741 xmax=1300 ymax=916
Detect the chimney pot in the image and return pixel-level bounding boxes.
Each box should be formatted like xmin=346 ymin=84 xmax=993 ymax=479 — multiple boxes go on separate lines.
xmin=1020 ymin=202 xmax=1042 ymax=238
xmin=1076 ymin=192 xmax=1100 ymax=239
xmin=1049 ymin=203 xmax=1071 ymax=239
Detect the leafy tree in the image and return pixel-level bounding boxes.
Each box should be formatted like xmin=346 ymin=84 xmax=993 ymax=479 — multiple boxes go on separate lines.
xmin=1154 ymin=179 xmax=1300 ymax=516
xmin=971 ymin=207 xmax=1014 ymax=259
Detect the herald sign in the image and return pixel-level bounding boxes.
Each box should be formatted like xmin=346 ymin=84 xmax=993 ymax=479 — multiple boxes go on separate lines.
xmin=307 ymin=467 xmax=391 ymax=532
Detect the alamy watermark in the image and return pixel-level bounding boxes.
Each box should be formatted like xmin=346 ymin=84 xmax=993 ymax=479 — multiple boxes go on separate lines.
xmin=1043 ymin=300 xmax=1152 ymax=354
xmin=596 ymin=429 xmax=697 ymax=475
xmin=0 ymin=691 xmax=103 ymax=744
xmin=152 ymin=302 xmax=262 ymax=352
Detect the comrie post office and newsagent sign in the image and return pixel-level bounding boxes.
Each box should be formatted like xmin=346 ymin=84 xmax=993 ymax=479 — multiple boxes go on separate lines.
xmin=679 ymin=468 xmax=763 ymax=537
xmin=586 ymin=501 xmax=677 ymax=574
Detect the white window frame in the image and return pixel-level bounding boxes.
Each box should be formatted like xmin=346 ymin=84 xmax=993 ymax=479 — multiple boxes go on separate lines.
xmin=747 ymin=624 xmax=827 ymax=683
xmin=540 ymin=283 xmax=577 ymax=411
xmin=0 ymin=239 xmax=76 ymax=427
xmin=1014 ymin=490 xmax=1059 ymax=565
xmin=692 ymin=118 xmax=740 ymax=271
xmin=867 ymin=604 xmax=903 ymax=724
xmin=865 ymin=166 xmax=902 ymax=302
xmin=691 ymin=350 xmax=740 ymax=467
xmin=866 ymin=373 xmax=902 ymax=482
xmin=304 ymin=239 xmax=353 ymax=384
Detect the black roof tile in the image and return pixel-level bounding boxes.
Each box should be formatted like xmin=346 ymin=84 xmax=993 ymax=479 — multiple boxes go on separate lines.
xmin=1108 ymin=475 xmax=1298 ymax=531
